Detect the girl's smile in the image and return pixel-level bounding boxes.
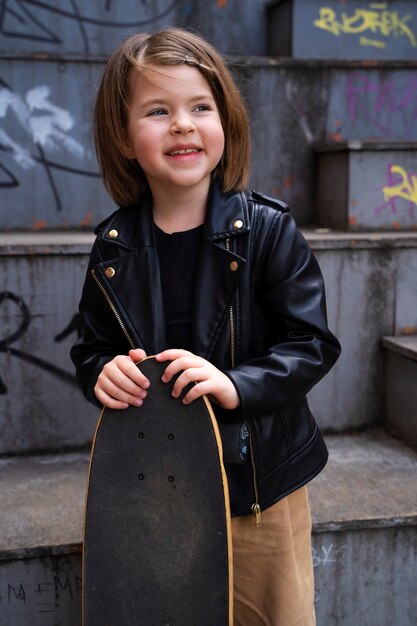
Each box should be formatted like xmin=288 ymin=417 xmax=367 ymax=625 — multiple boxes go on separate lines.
xmin=124 ymin=64 xmax=225 ymax=201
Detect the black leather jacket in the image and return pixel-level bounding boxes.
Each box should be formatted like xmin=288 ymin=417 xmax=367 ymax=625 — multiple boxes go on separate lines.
xmin=71 ymin=184 xmax=341 ymax=517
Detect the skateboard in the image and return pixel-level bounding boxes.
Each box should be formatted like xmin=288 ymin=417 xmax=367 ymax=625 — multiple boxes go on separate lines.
xmin=83 ymin=356 xmax=233 ymax=626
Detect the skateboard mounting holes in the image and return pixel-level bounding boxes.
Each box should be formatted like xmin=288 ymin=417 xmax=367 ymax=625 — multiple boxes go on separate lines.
xmin=168 ymin=433 xmax=175 ymax=440
xmin=138 ymin=432 xmax=145 ymax=439
xmin=168 ymin=475 xmax=175 ymax=483
xmin=138 ymin=473 xmax=145 ymax=480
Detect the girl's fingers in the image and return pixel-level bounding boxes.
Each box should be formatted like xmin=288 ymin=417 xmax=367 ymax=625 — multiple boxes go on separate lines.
xmin=170 ymin=367 xmax=204 ymax=397
xmin=128 ymin=348 xmax=147 ymax=363
xmin=161 ymin=356 xmax=203 ymax=383
xmin=108 ymin=356 xmax=150 ymax=390
xmin=181 ymin=381 xmax=212 ymax=405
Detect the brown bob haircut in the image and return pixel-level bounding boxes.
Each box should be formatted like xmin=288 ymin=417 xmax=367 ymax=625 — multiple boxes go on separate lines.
xmin=94 ymin=27 xmax=251 ymax=207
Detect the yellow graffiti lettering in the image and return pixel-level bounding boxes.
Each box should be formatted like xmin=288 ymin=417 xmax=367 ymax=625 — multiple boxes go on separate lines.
xmin=383 ymin=165 xmax=417 ymax=206
xmin=359 ymin=36 xmax=386 ymax=48
xmin=314 ymin=7 xmax=417 ymax=47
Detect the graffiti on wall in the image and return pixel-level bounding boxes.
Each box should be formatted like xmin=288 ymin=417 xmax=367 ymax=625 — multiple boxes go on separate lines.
xmin=0 ymin=79 xmax=101 ymax=217
xmin=313 ymin=3 xmax=417 ymax=49
xmin=374 ymin=163 xmax=417 ymax=219
xmin=0 ymin=291 xmax=79 ymax=394
xmin=345 ymin=72 xmax=417 ymax=138
xmin=0 ymin=0 xmax=181 ymax=53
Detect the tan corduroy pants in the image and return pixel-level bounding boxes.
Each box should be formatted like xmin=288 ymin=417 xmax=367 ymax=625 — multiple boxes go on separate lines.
xmin=231 ymin=486 xmax=316 ymax=626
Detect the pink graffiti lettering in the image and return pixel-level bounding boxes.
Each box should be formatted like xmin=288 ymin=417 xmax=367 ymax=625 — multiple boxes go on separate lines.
xmin=346 ymin=73 xmax=417 ymax=137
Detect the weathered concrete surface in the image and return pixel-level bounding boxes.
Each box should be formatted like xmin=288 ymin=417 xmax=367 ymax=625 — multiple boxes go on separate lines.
xmin=1 ymin=432 xmax=416 ymax=625
xmin=382 ymin=336 xmax=417 ymax=451
xmin=0 ymin=243 xmax=99 ymax=454
xmin=0 ymin=453 xmax=89 ymax=561
xmin=310 ymin=431 xmax=417 ymax=626
xmin=308 ymin=234 xmax=417 ymax=431
xmin=2 ymin=58 xmax=417 ymax=228
xmin=1 ymin=232 xmax=417 ymax=453
xmin=0 ymin=0 xmax=269 ymax=57
xmin=316 ymin=142 xmax=417 ymax=231
xmin=0 ymin=555 xmax=82 ymax=626
xmin=268 ymin=0 xmax=417 ymax=60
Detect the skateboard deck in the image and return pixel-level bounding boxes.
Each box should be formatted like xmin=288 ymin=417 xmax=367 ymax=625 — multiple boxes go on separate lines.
xmin=83 ymin=357 xmax=233 ymax=626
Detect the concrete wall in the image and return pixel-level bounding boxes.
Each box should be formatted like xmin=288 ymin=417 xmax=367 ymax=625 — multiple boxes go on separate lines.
xmin=1 ymin=233 xmax=416 ymax=455
xmin=2 ymin=60 xmax=417 ymax=229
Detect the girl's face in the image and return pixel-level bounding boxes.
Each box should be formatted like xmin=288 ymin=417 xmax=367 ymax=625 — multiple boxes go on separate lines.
xmin=124 ymin=63 xmax=225 ymax=199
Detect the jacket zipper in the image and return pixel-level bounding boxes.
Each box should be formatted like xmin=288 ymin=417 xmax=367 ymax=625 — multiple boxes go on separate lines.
xmin=91 ymin=269 xmax=136 ymax=350
xmin=225 ymin=239 xmax=261 ymax=526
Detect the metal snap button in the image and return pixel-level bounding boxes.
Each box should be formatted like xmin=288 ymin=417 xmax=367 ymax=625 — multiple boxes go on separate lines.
xmin=230 ymin=261 xmax=239 ymax=272
xmin=108 ymin=229 xmax=118 ymax=238
xmin=105 ymin=267 xmax=116 ymax=278
xmin=233 ymin=219 xmax=243 ymax=229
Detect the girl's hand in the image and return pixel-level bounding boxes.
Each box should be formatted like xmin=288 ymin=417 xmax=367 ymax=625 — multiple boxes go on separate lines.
xmin=155 ymin=349 xmax=240 ymax=410
xmin=94 ymin=348 xmax=149 ymax=409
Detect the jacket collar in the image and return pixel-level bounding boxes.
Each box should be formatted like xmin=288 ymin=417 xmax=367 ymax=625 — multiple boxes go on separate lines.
xmin=95 ymin=182 xmax=248 ymax=358
xmin=97 ymin=182 xmax=250 ymax=250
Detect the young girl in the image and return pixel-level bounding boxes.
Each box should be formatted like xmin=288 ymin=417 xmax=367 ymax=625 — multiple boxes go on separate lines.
xmin=71 ymin=27 xmax=340 ymax=625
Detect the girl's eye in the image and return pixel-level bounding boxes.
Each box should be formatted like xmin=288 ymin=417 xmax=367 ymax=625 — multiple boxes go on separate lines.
xmin=148 ymin=108 xmax=167 ymax=116
xmin=194 ymin=104 xmax=210 ymax=112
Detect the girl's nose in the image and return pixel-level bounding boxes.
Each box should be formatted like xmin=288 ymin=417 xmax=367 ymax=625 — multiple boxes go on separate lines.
xmin=170 ymin=113 xmax=195 ymax=134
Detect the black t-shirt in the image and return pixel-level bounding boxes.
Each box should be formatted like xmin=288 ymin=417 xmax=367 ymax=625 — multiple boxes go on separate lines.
xmin=154 ymin=223 xmax=204 ymax=350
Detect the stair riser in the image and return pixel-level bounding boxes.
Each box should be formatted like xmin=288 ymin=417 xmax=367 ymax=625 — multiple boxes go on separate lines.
xmin=316 ymin=146 xmax=417 ymax=231
xmin=308 ymin=243 xmax=416 ymax=431
xmin=2 ymin=59 xmax=416 ymax=228
xmin=1 ymin=240 xmax=416 ymax=452
xmin=0 ymin=554 xmax=82 ymax=626
xmin=313 ymin=526 xmax=417 ymax=626
xmin=384 ymin=351 xmax=417 ymax=450
xmin=267 ymin=0 xmax=417 ymax=60
xmin=0 ymin=252 xmax=98 ymax=454
xmin=0 ymin=0 xmax=268 ymax=57
xmin=2 ymin=525 xmax=415 ymax=626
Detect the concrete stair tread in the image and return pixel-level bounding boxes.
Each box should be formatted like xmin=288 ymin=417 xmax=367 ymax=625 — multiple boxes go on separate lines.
xmin=382 ymin=335 xmax=417 ymax=361
xmin=0 ymin=452 xmax=89 ymax=560
xmin=2 ymin=230 xmax=417 ymax=256
xmin=309 ymin=429 xmax=417 ymax=532
xmin=1 ymin=430 xmax=416 ymax=561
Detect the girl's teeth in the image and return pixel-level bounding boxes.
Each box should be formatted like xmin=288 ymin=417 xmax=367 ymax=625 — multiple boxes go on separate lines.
xmin=170 ymin=149 xmax=198 ymax=155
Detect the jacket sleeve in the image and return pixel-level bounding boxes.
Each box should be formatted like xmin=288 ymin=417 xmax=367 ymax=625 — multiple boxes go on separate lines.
xmin=70 ymin=238 xmax=133 ymax=406
xmin=224 ymin=210 xmax=341 ymax=419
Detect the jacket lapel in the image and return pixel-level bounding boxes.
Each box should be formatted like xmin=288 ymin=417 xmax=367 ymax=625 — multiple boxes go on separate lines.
xmin=98 ymin=195 xmax=167 ymax=354
xmin=192 ymin=184 xmax=248 ymax=359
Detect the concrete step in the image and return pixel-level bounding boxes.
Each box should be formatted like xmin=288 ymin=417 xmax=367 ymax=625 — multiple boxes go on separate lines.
xmin=315 ymin=141 xmax=417 ymax=231
xmin=2 ymin=232 xmax=417 ymax=453
xmin=2 ymin=56 xmax=417 ymax=229
xmin=267 ymin=0 xmax=417 ymax=60
xmin=382 ymin=335 xmax=417 ymax=450
xmin=0 ymin=430 xmax=416 ymax=625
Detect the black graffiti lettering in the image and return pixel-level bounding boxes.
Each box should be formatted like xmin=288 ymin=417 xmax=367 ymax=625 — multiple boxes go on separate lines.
xmin=34 ymin=581 xmax=51 ymax=595
xmin=1 ymin=0 xmax=180 ymax=54
xmin=54 ymin=313 xmax=82 ymax=342
xmin=8 ymin=583 xmax=26 ymax=603
xmin=0 ymin=162 xmax=19 ymax=189
xmin=0 ymin=291 xmax=78 ymax=393
xmin=54 ymin=576 xmax=73 ymax=601
xmin=75 ymin=575 xmax=82 ymax=595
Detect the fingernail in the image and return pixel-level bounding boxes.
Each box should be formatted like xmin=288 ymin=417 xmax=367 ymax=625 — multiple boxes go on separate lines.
xmin=143 ymin=381 xmax=150 ymax=389
xmin=134 ymin=399 xmax=143 ymax=407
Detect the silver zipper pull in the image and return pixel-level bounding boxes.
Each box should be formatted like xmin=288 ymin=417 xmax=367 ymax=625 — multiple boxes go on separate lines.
xmin=251 ymin=503 xmax=262 ymax=527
